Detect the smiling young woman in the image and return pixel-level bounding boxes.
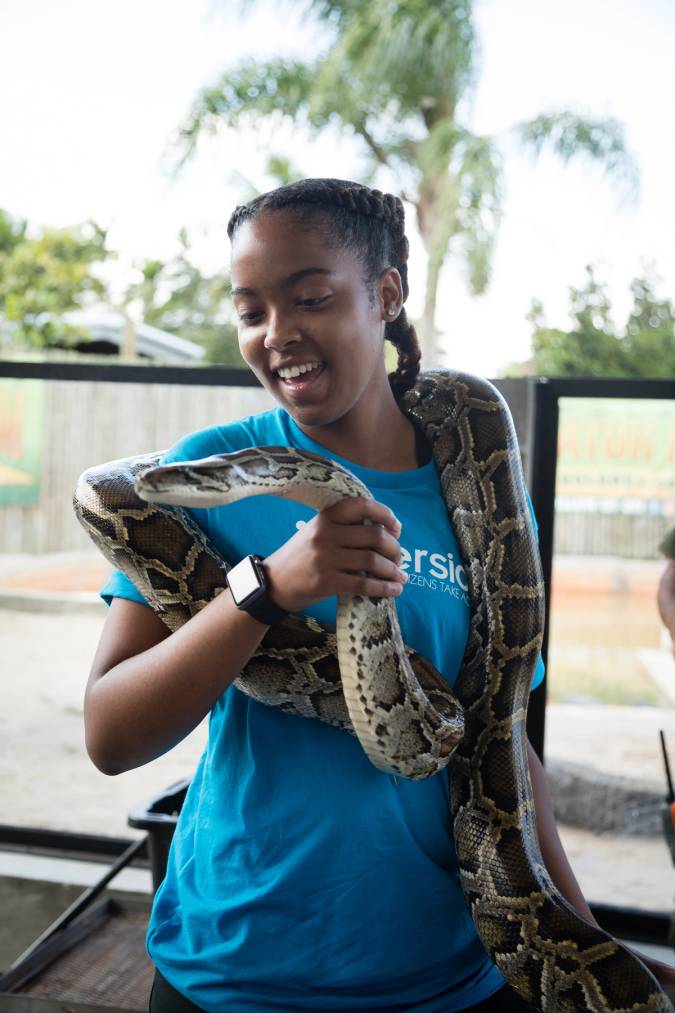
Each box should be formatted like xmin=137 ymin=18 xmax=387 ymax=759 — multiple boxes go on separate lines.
xmin=84 ymin=179 xmax=671 ymax=1012
xmin=228 ymin=182 xmax=422 ymax=471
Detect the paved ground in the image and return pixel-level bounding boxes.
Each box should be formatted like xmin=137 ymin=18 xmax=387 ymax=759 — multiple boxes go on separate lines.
xmin=0 ymin=605 xmax=207 ymax=839
xmin=1 ymin=553 xmax=674 ymax=918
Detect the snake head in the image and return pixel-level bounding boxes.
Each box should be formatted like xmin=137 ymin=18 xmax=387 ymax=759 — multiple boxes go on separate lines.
xmin=134 ymin=446 xmax=372 ymax=510
xmin=133 ymin=459 xmax=212 ymax=506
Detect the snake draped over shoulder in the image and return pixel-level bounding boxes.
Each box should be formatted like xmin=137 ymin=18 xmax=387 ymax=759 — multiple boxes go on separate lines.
xmin=74 ymin=370 xmax=671 ymax=1012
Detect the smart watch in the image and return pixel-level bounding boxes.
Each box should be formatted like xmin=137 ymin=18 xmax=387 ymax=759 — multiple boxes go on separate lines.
xmin=227 ymin=554 xmax=289 ymax=625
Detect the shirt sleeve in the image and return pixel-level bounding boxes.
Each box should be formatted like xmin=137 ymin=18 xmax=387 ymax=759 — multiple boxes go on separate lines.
xmin=525 ymin=492 xmax=546 ymax=692
xmin=99 ymin=568 xmax=148 ymax=608
xmin=531 ymin=655 xmax=545 ymax=692
xmin=98 ymin=426 xmax=228 ymax=609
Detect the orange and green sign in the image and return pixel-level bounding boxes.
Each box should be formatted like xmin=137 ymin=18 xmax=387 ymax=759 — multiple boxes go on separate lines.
xmin=556 ymin=398 xmax=675 ymax=508
xmin=0 ymin=379 xmax=43 ymax=506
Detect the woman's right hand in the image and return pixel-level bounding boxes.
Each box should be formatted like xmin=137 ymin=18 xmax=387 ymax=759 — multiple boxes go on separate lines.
xmin=263 ymin=496 xmax=408 ymax=613
xmin=85 ymin=497 xmax=408 ymax=774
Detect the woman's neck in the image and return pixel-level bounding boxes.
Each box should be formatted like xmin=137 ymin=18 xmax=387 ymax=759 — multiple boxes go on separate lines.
xmin=295 ymin=390 xmax=423 ymax=472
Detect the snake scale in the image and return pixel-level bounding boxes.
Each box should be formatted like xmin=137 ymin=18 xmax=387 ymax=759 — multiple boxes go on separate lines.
xmin=74 ymin=370 xmax=670 ymax=1012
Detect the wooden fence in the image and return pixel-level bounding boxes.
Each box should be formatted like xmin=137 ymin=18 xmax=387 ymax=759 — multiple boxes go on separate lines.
xmin=553 ymin=511 xmax=670 ymax=560
xmin=0 ymin=379 xmax=274 ymax=554
xmin=0 ymin=373 xmax=670 ymax=558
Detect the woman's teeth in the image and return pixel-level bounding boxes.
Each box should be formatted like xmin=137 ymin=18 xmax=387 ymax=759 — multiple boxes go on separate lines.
xmin=277 ymin=362 xmax=322 ymax=380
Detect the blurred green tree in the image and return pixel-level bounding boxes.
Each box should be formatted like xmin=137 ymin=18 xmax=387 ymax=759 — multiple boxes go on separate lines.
xmin=0 ymin=211 xmax=243 ymax=365
xmin=171 ymin=0 xmax=640 ymax=363
xmin=0 ymin=210 xmax=110 ymax=350
xmin=514 ymin=264 xmax=675 ymax=377
xmin=124 ymin=229 xmax=243 ymax=365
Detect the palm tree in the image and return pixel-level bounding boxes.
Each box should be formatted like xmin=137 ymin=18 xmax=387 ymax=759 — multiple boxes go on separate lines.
xmin=171 ymin=0 xmax=639 ymax=364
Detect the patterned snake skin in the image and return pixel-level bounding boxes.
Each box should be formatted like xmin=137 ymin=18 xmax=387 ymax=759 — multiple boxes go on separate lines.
xmin=132 ymin=443 xmax=465 ymax=779
xmin=73 ymin=370 xmax=670 ymax=1012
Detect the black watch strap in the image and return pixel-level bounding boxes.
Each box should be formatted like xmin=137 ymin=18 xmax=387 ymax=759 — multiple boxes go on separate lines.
xmin=244 ymin=592 xmax=289 ymax=626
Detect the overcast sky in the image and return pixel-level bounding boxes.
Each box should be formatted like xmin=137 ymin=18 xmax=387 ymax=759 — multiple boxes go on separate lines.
xmin=1 ymin=0 xmax=674 ymax=375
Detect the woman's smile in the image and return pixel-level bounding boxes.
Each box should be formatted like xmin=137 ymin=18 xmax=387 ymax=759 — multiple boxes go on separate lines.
xmin=274 ymin=360 xmax=327 ymax=399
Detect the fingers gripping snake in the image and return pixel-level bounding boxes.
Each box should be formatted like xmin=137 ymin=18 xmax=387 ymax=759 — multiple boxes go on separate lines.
xmin=74 ymin=370 xmax=670 ymax=1012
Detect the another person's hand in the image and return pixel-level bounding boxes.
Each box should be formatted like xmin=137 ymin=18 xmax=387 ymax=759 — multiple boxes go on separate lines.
xmin=657 ymin=559 xmax=675 ymax=659
xmin=631 ymin=947 xmax=675 ymax=989
xmin=264 ymin=496 xmax=406 ymax=613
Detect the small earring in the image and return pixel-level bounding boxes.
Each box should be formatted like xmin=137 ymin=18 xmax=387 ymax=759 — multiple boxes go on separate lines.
xmin=388 ymin=307 xmax=396 ymax=316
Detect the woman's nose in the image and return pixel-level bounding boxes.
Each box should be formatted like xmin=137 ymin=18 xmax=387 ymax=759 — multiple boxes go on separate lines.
xmin=263 ymin=311 xmax=301 ymax=350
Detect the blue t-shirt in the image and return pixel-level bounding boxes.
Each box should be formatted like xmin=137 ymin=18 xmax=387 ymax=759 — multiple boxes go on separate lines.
xmin=100 ymin=407 xmax=545 ymax=1012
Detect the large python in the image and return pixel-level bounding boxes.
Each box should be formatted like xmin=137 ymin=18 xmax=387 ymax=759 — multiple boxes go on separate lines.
xmin=74 ymin=370 xmax=670 ymax=1012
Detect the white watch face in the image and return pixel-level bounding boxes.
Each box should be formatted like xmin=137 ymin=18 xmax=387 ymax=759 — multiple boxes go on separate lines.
xmin=228 ymin=556 xmax=261 ymax=604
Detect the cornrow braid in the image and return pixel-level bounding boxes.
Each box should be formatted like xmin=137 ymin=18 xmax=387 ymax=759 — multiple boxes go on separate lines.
xmin=227 ymin=178 xmax=422 ymax=401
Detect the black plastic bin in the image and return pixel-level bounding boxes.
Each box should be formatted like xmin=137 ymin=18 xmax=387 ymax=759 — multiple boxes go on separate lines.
xmin=127 ymin=778 xmax=190 ymax=892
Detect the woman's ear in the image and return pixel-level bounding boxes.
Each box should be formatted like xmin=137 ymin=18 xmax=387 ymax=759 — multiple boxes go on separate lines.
xmin=378 ymin=267 xmax=403 ymax=321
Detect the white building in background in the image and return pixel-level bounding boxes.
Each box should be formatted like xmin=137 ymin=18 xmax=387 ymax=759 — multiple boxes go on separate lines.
xmin=0 ymin=308 xmax=206 ymax=365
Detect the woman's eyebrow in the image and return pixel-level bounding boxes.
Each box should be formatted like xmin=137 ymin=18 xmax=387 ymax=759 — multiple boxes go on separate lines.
xmin=231 ymin=267 xmax=335 ymax=298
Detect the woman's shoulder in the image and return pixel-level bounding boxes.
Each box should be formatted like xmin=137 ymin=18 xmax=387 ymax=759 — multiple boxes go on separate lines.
xmin=160 ymin=407 xmax=291 ymax=465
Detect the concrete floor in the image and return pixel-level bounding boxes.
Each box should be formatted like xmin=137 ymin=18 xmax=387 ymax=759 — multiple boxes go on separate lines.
xmin=0 ymin=876 xmax=83 ymax=971
xmin=1 ymin=872 xmax=673 ymax=1004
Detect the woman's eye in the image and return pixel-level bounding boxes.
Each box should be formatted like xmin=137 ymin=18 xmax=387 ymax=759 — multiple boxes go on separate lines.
xmin=238 ymin=297 xmax=329 ymax=322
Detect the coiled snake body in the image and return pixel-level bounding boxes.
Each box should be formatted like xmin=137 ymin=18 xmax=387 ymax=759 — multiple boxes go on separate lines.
xmin=74 ymin=371 xmax=670 ymax=1012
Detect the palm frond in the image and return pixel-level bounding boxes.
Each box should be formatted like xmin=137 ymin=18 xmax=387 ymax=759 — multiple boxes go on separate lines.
xmin=512 ymin=109 xmax=640 ymax=206
xmin=265 ymin=155 xmax=305 ymax=186
xmin=333 ymin=0 xmax=478 ymax=116
xmin=453 ymin=134 xmax=504 ymax=294
xmin=417 ymin=121 xmax=467 ymax=177
xmin=167 ymin=58 xmax=318 ymax=172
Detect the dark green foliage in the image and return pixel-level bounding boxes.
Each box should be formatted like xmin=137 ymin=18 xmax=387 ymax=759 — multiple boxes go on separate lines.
xmin=519 ymin=264 xmax=675 ymax=379
xmin=0 ymin=210 xmax=110 ymax=349
xmin=0 ymin=210 xmax=242 ymax=366
xmin=126 ymin=230 xmax=243 ymax=366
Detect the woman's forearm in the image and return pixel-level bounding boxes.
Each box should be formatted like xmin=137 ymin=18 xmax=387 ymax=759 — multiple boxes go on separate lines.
xmin=85 ymin=591 xmax=269 ymax=775
xmin=526 ymin=739 xmax=597 ymax=925
xmin=527 ymin=739 xmax=675 ymax=987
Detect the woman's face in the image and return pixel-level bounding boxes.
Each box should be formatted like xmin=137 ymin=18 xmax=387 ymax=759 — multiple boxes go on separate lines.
xmin=230 ymin=210 xmax=400 ymax=431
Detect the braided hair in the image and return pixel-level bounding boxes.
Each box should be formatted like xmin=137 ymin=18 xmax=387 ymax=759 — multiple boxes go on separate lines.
xmin=227 ymin=178 xmax=422 ymax=401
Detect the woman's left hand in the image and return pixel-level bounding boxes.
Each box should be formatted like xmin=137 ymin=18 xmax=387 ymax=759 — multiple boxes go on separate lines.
xmin=631 ymin=947 xmax=675 ymax=988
